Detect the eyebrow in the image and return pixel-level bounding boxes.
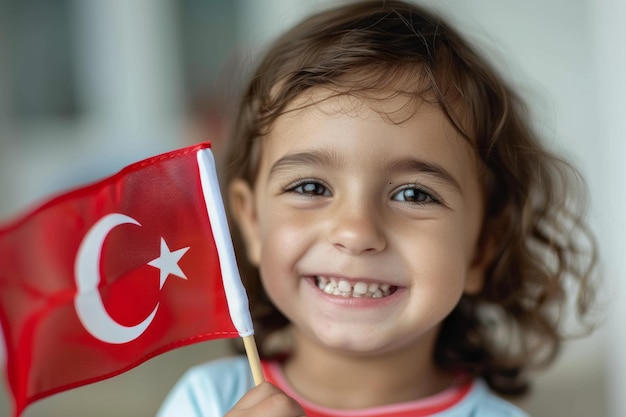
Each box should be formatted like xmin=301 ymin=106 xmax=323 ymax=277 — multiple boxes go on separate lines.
xmin=269 ymin=150 xmax=342 ymax=176
xmin=269 ymin=150 xmax=462 ymax=194
xmin=388 ymin=157 xmax=463 ymax=194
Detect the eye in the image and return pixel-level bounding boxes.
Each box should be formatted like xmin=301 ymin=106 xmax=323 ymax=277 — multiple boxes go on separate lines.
xmin=286 ymin=180 xmax=331 ymax=196
xmin=391 ymin=186 xmax=439 ymax=204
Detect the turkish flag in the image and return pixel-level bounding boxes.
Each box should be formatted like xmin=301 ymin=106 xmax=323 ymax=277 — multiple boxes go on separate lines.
xmin=0 ymin=142 xmax=253 ymax=416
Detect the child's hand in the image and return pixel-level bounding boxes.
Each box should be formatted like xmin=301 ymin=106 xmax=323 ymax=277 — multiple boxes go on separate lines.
xmin=225 ymin=381 xmax=306 ymax=417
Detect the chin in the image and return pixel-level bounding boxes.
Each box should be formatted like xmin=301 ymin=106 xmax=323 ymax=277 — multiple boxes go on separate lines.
xmin=312 ymin=329 xmax=394 ymax=355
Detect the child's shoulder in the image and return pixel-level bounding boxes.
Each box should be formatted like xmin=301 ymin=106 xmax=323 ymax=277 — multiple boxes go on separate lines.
xmin=156 ymin=356 xmax=253 ymax=417
xmin=186 ymin=355 xmax=253 ymax=386
xmin=455 ymin=379 xmax=530 ymax=417
xmin=189 ymin=355 xmax=252 ymax=378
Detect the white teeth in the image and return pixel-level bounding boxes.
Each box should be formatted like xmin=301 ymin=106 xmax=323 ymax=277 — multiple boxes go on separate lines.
xmin=316 ymin=276 xmax=393 ymax=298
xmin=353 ymin=282 xmax=368 ymax=296
xmin=338 ymin=280 xmax=351 ymax=292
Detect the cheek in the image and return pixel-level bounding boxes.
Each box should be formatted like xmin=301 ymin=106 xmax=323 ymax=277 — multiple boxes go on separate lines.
xmin=403 ymin=218 xmax=474 ymax=288
xmin=256 ymin=211 xmax=313 ymax=292
xmin=259 ymin=215 xmax=302 ymax=258
xmin=403 ymin=233 xmax=469 ymax=325
xmin=258 ymin=205 xmax=319 ymax=258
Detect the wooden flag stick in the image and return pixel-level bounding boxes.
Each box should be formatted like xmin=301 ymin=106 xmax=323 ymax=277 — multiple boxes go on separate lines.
xmin=243 ymin=334 xmax=265 ymax=385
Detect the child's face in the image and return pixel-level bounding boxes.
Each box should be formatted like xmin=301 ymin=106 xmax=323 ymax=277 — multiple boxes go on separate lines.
xmin=231 ymin=89 xmax=489 ymax=356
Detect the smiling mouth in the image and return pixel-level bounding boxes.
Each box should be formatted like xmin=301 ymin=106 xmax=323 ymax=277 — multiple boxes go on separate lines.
xmin=314 ymin=276 xmax=397 ymax=298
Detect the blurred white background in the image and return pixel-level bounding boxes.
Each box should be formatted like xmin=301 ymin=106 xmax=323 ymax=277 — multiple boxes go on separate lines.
xmin=0 ymin=0 xmax=623 ymax=416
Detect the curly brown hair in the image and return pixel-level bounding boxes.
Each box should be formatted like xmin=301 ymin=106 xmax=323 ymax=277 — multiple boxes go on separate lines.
xmin=222 ymin=0 xmax=597 ymax=397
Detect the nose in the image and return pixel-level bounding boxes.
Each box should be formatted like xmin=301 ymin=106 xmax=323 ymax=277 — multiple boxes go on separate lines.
xmin=328 ymin=200 xmax=386 ymax=255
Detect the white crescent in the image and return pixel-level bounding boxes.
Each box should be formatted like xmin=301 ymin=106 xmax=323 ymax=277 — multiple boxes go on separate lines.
xmin=74 ymin=213 xmax=159 ymax=344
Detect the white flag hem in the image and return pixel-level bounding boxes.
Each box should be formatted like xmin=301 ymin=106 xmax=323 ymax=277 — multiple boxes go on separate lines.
xmin=197 ymin=149 xmax=254 ymax=337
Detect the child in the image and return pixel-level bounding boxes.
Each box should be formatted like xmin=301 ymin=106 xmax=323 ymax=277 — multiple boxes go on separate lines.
xmin=158 ymin=1 xmax=597 ymax=416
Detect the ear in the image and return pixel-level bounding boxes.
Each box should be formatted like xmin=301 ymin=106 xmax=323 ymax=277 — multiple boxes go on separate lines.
xmin=464 ymin=232 xmax=498 ymax=295
xmin=229 ymin=179 xmax=261 ymax=266
xmin=464 ymin=198 xmax=513 ymax=295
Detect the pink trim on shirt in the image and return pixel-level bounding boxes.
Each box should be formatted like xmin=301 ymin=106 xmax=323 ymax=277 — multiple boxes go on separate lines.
xmin=262 ymin=360 xmax=473 ymax=417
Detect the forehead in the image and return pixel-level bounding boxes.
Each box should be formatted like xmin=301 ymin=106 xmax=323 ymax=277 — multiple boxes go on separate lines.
xmin=256 ymin=87 xmax=481 ymax=183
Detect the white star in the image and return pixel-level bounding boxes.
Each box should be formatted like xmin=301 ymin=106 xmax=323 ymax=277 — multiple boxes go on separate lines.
xmin=147 ymin=238 xmax=190 ymax=289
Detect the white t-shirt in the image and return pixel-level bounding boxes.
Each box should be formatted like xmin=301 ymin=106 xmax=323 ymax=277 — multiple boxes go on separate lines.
xmin=156 ymin=356 xmax=529 ymax=417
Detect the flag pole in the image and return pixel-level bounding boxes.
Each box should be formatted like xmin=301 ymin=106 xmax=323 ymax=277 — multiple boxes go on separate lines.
xmin=243 ymin=334 xmax=264 ymax=385
xmin=197 ymin=148 xmax=264 ymax=385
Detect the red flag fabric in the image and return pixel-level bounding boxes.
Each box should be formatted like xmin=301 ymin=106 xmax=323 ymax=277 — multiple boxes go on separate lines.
xmin=0 ymin=142 xmax=253 ymax=416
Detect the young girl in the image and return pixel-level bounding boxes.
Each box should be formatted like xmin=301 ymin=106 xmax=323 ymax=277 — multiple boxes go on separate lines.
xmin=158 ymin=1 xmax=597 ymax=416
